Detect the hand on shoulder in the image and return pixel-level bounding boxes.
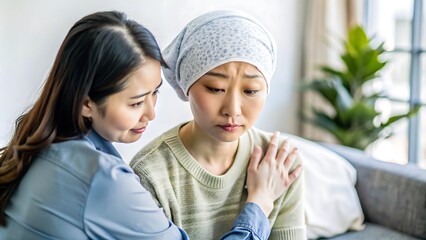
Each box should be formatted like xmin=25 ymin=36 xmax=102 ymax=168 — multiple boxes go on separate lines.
xmin=245 ymin=132 xmax=303 ymax=216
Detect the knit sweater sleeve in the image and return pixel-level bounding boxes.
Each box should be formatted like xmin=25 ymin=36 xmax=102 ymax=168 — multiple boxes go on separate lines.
xmin=269 ymin=157 xmax=306 ymax=240
xmin=129 ymin=144 xmax=171 ymax=217
xmin=133 ymin=166 xmax=161 ymax=206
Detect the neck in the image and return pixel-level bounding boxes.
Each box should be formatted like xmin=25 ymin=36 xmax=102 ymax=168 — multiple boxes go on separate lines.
xmin=179 ymin=121 xmax=239 ymax=175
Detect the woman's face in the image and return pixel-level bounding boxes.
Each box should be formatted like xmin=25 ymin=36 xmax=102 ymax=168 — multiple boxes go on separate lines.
xmin=187 ymin=61 xmax=267 ymax=142
xmin=83 ymin=58 xmax=162 ymax=143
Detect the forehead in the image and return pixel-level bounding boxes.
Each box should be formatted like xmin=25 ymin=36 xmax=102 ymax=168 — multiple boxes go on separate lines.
xmin=107 ymin=60 xmax=161 ymax=100
xmin=125 ymin=60 xmax=161 ymax=86
xmin=197 ymin=61 xmax=266 ymax=87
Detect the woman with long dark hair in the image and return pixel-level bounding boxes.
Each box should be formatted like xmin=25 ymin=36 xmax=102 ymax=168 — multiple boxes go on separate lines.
xmin=0 ymin=11 xmax=300 ymax=239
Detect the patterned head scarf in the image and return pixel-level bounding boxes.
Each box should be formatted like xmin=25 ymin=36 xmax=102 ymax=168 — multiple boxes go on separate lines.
xmin=162 ymin=9 xmax=277 ymax=101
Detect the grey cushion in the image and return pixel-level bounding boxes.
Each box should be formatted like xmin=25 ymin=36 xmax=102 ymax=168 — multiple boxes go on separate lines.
xmin=321 ymin=143 xmax=426 ymax=239
xmin=322 ymin=223 xmax=422 ymax=240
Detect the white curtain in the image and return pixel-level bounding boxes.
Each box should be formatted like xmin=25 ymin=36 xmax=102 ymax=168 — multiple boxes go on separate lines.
xmin=300 ymin=0 xmax=363 ymax=142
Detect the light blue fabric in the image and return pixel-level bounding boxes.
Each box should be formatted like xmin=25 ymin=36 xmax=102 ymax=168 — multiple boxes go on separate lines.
xmin=0 ymin=130 xmax=270 ymax=239
xmin=163 ymin=9 xmax=277 ymax=101
xmin=1 ymin=131 xmax=185 ymax=240
xmin=223 ymin=202 xmax=271 ymax=240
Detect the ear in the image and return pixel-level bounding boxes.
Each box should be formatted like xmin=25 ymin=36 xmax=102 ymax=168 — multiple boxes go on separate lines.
xmin=81 ymin=97 xmax=95 ymax=118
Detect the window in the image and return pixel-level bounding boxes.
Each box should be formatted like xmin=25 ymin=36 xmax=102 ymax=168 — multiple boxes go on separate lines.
xmin=364 ymin=0 xmax=425 ymax=168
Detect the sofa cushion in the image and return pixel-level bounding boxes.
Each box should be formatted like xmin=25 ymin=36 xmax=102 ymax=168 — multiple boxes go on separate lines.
xmin=322 ymin=143 xmax=426 ymax=239
xmin=282 ymin=134 xmax=364 ymax=239
xmin=322 ymin=223 xmax=422 ymax=240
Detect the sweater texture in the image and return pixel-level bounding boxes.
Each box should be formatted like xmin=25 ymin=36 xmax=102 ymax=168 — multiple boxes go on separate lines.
xmin=130 ymin=123 xmax=306 ymax=240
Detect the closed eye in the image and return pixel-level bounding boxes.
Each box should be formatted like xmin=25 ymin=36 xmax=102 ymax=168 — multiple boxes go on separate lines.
xmin=207 ymin=87 xmax=224 ymax=93
xmin=244 ymin=90 xmax=260 ymax=96
xmin=131 ymin=101 xmax=143 ymax=108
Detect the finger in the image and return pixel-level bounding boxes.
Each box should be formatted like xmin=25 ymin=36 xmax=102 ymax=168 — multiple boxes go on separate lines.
xmin=284 ymin=148 xmax=298 ymax=169
xmin=287 ymin=164 xmax=303 ymax=184
xmin=248 ymin=146 xmax=262 ymax=172
xmin=276 ymin=139 xmax=290 ymax=165
xmin=264 ymin=132 xmax=280 ymax=162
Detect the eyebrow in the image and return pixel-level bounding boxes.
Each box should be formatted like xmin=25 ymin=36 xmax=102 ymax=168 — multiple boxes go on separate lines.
xmin=130 ymin=80 xmax=163 ymax=99
xmin=205 ymin=71 xmax=264 ymax=79
xmin=205 ymin=72 xmax=227 ymax=78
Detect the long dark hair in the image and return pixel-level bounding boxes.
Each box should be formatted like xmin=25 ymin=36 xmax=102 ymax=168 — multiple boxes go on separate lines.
xmin=0 ymin=11 xmax=166 ymax=225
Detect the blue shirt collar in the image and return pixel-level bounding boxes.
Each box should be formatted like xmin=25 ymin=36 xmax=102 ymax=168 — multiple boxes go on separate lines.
xmin=85 ymin=129 xmax=122 ymax=160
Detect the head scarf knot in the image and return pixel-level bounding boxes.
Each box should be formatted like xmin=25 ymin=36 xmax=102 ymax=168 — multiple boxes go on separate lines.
xmin=162 ymin=9 xmax=277 ymax=101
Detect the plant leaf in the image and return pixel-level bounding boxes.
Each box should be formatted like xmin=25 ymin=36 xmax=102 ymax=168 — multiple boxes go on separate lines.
xmin=301 ymin=25 xmax=420 ymax=150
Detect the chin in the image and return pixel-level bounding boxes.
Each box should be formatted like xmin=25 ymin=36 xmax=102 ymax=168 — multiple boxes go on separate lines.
xmin=215 ymin=132 xmax=242 ymax=143
xmin=119 ymin=136 xmax=141 ymax=144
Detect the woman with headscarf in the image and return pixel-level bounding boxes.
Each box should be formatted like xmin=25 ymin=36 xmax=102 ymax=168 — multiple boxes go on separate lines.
xmin=130 ymin=10 xmax=306 ymax=240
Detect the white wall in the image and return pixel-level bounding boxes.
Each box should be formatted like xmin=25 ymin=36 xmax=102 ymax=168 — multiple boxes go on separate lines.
xmin=0 ymin=0 xmax=306 ymax=162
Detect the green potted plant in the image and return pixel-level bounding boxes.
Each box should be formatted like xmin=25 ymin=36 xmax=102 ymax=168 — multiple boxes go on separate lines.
xmin=302 ymin=25 xmax=419 ymax=150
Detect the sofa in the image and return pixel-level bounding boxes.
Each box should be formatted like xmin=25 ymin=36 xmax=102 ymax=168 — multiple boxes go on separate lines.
xmin=319 ymin=143 xmax=426 ymax=240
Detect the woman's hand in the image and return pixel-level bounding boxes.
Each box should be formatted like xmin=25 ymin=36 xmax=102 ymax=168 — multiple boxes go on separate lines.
xmin=245 ymin=132 xmax=303 ymax=216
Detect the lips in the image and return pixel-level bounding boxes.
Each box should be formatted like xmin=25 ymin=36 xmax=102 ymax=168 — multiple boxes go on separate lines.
xmin=219 ymin=124 xmax=240 ymax=132
xmin=131 ymin=126 xmax=146 ymax=134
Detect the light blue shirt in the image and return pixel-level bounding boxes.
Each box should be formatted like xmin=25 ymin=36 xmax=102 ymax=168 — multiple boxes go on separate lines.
xmin=0 ymin=130 xmax=270 ymax=239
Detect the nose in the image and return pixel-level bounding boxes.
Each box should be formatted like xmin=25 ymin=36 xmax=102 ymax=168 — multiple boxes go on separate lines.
xmin=221 ymin=91 xmax=242 ymax=117
xmin=141 ymin=95 xmax=156 ymax=122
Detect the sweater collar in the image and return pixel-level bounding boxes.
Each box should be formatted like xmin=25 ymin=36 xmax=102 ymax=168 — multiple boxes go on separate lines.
xmin=163 ymin=123 xmax=251 ymax=188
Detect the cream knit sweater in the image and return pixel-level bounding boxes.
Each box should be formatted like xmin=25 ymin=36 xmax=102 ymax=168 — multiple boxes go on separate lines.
xmin=130 ymin=123 xmax=306 ymax=240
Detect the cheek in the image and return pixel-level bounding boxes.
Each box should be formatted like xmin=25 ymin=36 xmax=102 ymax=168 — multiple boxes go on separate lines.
xmin=244 ymin=97 xmax=266 ymax=119
xmin=190 ymin=93 xmax=215 ymax=115
xmin=106 ymin=108 xmax=138 ymax=130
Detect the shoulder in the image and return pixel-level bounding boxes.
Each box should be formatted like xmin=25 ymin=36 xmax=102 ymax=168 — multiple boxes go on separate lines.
xmin=39 ymin=139 xmax=126 ymax=184
xmin=130 ymin=124 xmax=183 ymax=175
xmin=248 ymin=128 xmax=303 ymax=148
xmin=248 ymin=128 xmax=303 ymax=167
xmin=247 ymin=127 xmax=284 ymax=147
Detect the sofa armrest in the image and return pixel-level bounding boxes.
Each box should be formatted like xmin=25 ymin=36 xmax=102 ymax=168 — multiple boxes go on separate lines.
xmin=320 ymin=143 xmax=426 ymax=239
